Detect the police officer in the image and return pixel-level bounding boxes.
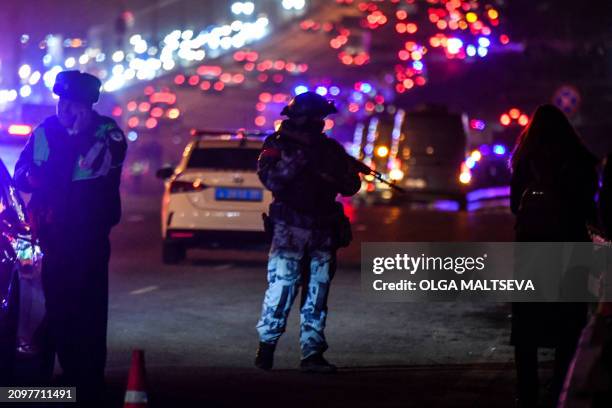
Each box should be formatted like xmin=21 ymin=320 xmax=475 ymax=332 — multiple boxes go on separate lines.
xmin=14 ymin=71 xmax=126 ymax=405
xmin=255 ymin=92 xmax=361 ymax=373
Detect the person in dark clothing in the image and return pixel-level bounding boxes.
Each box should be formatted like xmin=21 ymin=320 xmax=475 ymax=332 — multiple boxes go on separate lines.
xmin=254 ymin=92 xmax=361 ymax=373
xmin=14 ymin=71 xmax=126 ymax=406
xmin=600 ymin=153 xmax=612 ymax=239
xmin=509 ymin=104 xmax=598 ymax=407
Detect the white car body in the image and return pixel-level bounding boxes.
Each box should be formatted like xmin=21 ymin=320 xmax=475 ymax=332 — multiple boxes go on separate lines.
xmin=160 ymin=134 xmax=272 ymax=261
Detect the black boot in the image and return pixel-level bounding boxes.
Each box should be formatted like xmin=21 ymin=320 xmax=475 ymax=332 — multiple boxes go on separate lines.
xmin=300 ymin=353 xmax=337 ymax=373
xmin=255 ymin=342 xmax=276 ymax=370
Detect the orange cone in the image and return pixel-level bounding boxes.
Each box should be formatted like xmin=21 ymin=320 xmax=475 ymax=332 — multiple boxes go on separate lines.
xmin=124 ymin=349 xmax=148 ymax=408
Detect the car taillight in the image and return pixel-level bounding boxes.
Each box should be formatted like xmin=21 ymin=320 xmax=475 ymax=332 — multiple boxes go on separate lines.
xmin=170 ymin=180 xmax=208 ymax=193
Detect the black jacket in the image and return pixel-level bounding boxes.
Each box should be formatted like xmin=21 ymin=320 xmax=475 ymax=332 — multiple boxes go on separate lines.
xmin=600 ymin=153 xmax=612 ymax=238
xmin=14 ymin=112 xmax=126 ymax=239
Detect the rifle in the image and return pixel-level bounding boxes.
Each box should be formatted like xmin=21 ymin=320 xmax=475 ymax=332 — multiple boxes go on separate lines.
xmin=277 ymin=129 xmax=406 ymax=194
xmin=346 ymin=155 xmax=406 ymax=193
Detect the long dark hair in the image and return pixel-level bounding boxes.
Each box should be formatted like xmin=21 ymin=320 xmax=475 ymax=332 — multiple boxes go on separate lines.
xmin=510 ymin=104 xmax=595 ymax=172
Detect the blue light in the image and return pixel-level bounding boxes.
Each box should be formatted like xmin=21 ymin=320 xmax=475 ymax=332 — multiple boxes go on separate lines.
xmin=412 ymin=61 xmax=424 ymax=71
xmin=294 ymin=85 xmax=308 ymax=95
xmin=359 ymin=82 xmax=372 ymax=93
xmin=127 ymin=131 xmax=138 ymax=142
xmin=466 ymin=45 xmax=477 ymax=57
xmin=478 ymin=37 xmax=491 ymax=48
xmin=329 ymin=86 xmax=340 ymax=96
xmin=352 ymin=91 xmax=363 ymax=102
xmin=493 ymin=144 xmax=506 ymax=155
xmin=465 ymin=157 xmax=476 ymax=169
xmin=477 ymin=47 xmax=488 ymax=57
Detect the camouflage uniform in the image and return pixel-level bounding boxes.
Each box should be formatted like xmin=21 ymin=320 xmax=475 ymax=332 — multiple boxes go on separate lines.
xmin=256 ymin=121 xmax=360 ymax=358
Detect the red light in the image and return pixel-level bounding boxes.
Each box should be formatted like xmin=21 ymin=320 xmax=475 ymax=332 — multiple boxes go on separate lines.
xmin=188 ymin=75 xmax=200 ymax=86
xmin=7 ymin=124 xmax=32 ymax=136
xmin=256 ymin=102 xmax=266 ymax=112
xmin=406 ymin=23 xmax=418 ymax=34
xmin=246 ymin=52 xmax=258 ymax=62
xmin=509 ymin=108 xmax=520 ymax=119
xmin=150 ymin=92 xmax=177 ymax=104
xmin=398 ymin=50 xmax=410 ymax=61
xmin=255 ymin=116 xmax=266 ymax=127
xmin=395 ymin=23 xmax=406 ymax=34
xmin=500 ymin=114 xmax=511 ymax=126
xmin=150 ymin=107 xmax=164 ymax=118
xmin=500 ymin=34 xmax=510 ymax=45
xmin=232 ymin=73 xmax=245 ymax=84
xmin=200 ymin=80 xmax=211 ymax=91
xmin=126 ymin=101 xmax=137 ymax=111
xmin=234 ymin=51 xmax=245 ymax=62
xmin=213 ymin=81 xmax=225 ymax=91
xmin=259 ymin=92 xmax=272 ymax=103
xmin=127 ymin=117 xmax=139 ymax=128
xmin=272 ymin=93 xmax=287 ymax=103
xmin=138 ymin=102 xmax=150 ymax=112
xmin=112 ymin=106 xmax=122 ymax=117
xmin=196 ymin=65 xmax=222 ymax=76
xmin=145 ymin=118 xmax=158 ymax=129
xmin=244 ymin=62 xmax=255 ymax=71
xmin=257 ymin=74 xmax=268 ymax=82
xmin=518 ymin=114 xmax=529 ymax=126
xmin=415 ymin=76 xmax=426 ymax=86
xmin=348 ymin=103 xmax=359 ymax=113
xmin=174 ymin=75 xmax=185 ymax=85
xmin=273 ymin=60 xmax=285 ymax=70
xmin=396 ymin=10 xmax=407 ymax=20
xmin=220 ymin=73 xmax=232 ymax=83
xmin=272 ymin=74 xmax=284 ymax=83
xmin=144 ymin=86 xmax=155 ymax=96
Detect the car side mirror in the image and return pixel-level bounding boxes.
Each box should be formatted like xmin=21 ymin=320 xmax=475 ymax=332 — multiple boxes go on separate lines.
xmin=156 ymin=166 xmax=175 ymax=180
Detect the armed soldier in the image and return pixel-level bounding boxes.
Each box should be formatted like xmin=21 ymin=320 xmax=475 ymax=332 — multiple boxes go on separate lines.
xmin=14 ymin=71 xmax=126 ymax=406
xmin=255 ymin=92 xmax=361 ymax=373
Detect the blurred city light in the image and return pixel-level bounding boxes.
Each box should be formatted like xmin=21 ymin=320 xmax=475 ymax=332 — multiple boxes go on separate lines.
xmin=315 ymin=86 xmax=328 ymax=96
xmin=7 ymin=124 xmax=32 ymax=136
xmin=282 ymin=0 xmax=306 ymax=11
xmin=294 ymin=85 xmax=308 ymax=95
xmin=493 ymin=144 xmax=507 ymax=155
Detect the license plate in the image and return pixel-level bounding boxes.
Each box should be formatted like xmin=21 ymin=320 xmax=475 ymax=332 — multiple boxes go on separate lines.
xmin=215 ymin=187 xmax=263 ymax=202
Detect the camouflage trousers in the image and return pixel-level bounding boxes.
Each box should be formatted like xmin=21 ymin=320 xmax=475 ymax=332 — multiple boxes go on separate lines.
xmin=256 ymin=221 xmax=336 ymax=358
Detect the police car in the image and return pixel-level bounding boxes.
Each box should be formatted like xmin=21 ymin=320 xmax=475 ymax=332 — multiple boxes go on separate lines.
xmin=157 ymin=130 xmax=272 ymax=263
xmin=0 ymin=158 xmax=45 ymax=383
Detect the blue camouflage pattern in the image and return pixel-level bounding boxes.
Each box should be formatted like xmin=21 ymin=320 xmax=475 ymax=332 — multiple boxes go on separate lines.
xmin=256 ymin=221 xmax=336 ymax=358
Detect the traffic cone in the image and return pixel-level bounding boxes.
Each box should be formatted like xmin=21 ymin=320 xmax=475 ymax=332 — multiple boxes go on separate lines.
xmin=124 ymin=349 xmax=148 ymax=408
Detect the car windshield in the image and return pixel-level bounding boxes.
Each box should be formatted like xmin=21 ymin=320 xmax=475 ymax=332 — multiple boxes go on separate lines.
xmin=187 ymin=147 xmax=260 ymax=171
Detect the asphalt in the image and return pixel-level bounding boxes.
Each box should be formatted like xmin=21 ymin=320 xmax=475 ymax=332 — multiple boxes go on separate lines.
xmin=82 ymin=193 xmax=556 ymax=407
